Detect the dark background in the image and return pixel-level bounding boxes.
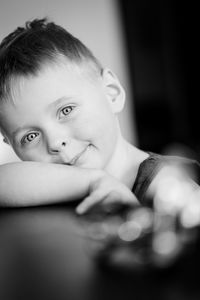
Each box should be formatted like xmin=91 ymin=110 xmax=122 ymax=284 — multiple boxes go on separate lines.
xmin=118 ymin=0 xmax=198 ymax=159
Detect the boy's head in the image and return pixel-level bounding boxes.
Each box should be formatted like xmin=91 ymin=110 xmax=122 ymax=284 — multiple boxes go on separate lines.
xmin=0 ymin=18 xmax=126 ymax=170
xmin=0 ymin=18 xmax=102 ymax=102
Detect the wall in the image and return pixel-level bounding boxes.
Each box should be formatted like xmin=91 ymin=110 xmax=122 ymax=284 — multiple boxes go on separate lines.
xmin=0 ymin=0 xmax=137 ymax=163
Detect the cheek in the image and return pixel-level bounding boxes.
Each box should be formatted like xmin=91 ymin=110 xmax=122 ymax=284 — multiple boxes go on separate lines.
xmin=72 ymin=110 xmax=117 ymax=145
xmin=13 ymin=142 xmax=46 ymax=162
xmin=13 ymin=147 xmax=34 ymax=161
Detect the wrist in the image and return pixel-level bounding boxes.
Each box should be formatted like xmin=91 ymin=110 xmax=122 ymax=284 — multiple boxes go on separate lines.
xmin=88 ymin=168 xmax=105 ymax=189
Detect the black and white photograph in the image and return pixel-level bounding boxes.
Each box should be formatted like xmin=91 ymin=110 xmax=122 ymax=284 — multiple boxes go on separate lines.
xmin=0 ymin=1 xmax=199 ymax=300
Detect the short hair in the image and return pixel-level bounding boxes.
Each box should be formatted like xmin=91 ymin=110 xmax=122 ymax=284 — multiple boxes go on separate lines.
xmin=0 ymin=18 xmax=102 ymax=103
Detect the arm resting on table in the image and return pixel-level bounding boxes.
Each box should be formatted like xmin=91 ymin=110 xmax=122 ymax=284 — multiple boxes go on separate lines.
xmin=0 ymin=162 xmax=98 ymax=207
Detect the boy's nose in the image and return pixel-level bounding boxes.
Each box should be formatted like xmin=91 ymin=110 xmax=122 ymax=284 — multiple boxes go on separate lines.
xmin=48 ymin=138 xmax=69 ymax=154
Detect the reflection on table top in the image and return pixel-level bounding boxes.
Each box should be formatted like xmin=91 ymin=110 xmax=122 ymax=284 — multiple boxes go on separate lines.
xmin=0 ymin=203 xmax=200 ymax=300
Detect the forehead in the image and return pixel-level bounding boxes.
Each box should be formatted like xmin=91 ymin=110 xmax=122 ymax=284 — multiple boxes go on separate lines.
xmin=18 ymin=61 xmax=97 ymax=93
xmin=2 ymin=61 xmax=100 ymax=113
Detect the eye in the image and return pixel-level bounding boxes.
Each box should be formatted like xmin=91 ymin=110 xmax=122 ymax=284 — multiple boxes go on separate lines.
xmin=21 ymin=132 xmax=40 ymax=144
xmin=60 ymin=106 xmax=74 ymax=117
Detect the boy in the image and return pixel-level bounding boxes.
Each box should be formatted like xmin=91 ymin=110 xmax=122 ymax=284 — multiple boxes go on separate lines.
xmin=0 ymin=18 xmax=199 ymax=216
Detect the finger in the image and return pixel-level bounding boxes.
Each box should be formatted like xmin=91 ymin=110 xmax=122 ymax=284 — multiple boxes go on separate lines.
xmin=121 ymin=191 xmax=139 ymax=206
xmin=103 ymin=190 xmax=138 ymax=206
xmin=76 ymin=190 xmax=138 ymax=215
xmin=76 ymin=192 xmax=102 ymax=214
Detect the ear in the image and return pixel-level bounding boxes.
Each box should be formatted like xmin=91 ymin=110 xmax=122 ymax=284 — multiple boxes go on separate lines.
xmin=0 ymin=127 xmax=10 ymax=145
xmin=101 ymin=68 xmax=125 ymax=113
xmin=3 ymin=137 xmax=9 ymax=145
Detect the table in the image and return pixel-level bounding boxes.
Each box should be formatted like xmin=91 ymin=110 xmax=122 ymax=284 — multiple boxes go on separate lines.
xmin=1 ymin=202 xmax=200 ymax=300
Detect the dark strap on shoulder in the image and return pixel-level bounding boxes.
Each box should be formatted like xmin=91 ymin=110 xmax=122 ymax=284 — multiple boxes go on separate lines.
xmin=132 ymin=152 xmax=165 ymax=204
xmin=132 ymin=152 xmax=200 ymax=205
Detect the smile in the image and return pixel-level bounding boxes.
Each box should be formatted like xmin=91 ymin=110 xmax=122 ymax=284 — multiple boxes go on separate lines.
xmin=68 ymin=146 xmax=89 ymax=165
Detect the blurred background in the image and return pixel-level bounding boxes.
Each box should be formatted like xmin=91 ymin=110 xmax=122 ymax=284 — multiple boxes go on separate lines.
xmin=0 ymin=0 xmax=198 ymax=163
xmin=119 ymin=0 xmax=198 ymax=160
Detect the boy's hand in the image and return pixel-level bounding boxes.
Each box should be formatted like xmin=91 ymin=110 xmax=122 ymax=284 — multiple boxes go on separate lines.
xmin=76 ymin=171 xmax=138 ymax=215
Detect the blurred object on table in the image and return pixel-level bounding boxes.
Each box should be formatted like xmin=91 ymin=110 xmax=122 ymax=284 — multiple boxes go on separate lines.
xmin=78 ymin=162 xmax=200 ymax=272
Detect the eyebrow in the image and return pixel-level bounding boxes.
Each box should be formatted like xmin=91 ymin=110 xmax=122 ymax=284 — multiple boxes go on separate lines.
xmin=47 ymin=96 xmax=73 ymax=110
xmin=12 ymin=126 xmax=33 ymax=139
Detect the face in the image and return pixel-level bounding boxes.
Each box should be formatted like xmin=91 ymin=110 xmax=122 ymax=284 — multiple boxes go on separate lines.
xmin=0 ymin=62 xmax=125 ymax=170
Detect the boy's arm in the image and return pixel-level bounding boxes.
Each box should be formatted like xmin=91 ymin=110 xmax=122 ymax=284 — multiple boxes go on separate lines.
xmin=0 ymin=162 xmax=92 ymax=206
xmin=0 ymin=162 xmax=137 ymax=208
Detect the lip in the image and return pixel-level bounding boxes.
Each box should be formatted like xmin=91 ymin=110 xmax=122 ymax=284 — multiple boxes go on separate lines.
xmin=68 ymin=146 xmax=88 ymax=165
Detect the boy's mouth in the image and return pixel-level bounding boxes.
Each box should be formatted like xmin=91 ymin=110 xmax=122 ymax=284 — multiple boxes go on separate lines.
xmin=66 ymin=145 xmax=89 ymax=166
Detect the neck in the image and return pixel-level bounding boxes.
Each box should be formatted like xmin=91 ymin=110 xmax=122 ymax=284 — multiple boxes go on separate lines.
xmin=105 ymin=135 xmax=149 ymax=188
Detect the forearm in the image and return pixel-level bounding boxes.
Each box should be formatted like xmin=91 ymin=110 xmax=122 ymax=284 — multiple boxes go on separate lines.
xmin=0 ymin=162 xmax=102 ymax=207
